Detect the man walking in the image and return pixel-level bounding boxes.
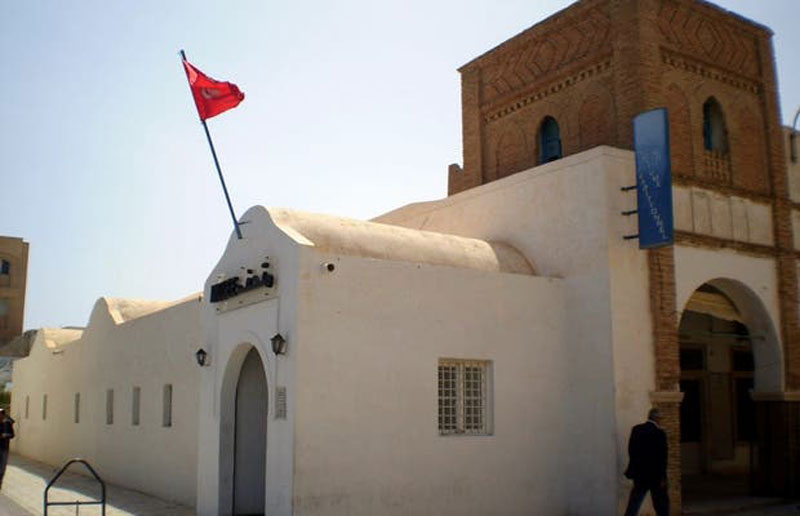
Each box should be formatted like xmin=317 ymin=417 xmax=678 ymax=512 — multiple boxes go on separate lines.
xmin=0 ymin=409 xmax=15 ymax=489
xmin=624 ymin=408 xmax=669 ymax=516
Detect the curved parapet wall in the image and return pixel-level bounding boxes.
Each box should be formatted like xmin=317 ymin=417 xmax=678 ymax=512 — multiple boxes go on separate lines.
xmin=261 ymin=207 xmax=537 ymax=276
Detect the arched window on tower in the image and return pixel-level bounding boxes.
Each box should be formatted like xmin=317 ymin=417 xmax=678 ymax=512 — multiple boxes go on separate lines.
xmin=0 ymin=259 xmax=9 ymax=288
xmin=539 ymin=116 xmax=562 ymax=164
xmin=703 ymin=97 xmax=729 ymax=154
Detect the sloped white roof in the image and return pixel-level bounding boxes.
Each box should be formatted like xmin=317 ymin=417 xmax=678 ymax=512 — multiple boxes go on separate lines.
xmin=265 ymin=207 xmax=536 ymax=275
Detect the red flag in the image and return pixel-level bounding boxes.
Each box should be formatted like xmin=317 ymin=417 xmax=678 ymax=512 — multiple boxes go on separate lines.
xmin=183 ymin=59 xmax=244 ymax=120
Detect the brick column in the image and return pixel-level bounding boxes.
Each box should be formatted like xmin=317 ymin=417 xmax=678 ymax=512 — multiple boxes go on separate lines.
xmin=648 ymin=246 xmax=682 ymax=512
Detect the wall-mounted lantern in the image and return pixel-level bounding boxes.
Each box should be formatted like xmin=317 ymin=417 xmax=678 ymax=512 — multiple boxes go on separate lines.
xmin=195 ymin=348 xmax=209 ymax=367
xmin=271 ymin=333 xmax=287 ymax=356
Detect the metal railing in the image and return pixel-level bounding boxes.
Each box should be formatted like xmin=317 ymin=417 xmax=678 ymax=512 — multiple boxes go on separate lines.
xmin=43 ymin=458 xmax=106 ymax=516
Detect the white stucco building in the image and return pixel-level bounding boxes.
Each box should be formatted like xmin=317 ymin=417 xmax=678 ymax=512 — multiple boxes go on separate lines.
xmin=16 ymin=148 xmax=655 ymax=515
xmin=9 ymin=0 xmax=800 ymax=514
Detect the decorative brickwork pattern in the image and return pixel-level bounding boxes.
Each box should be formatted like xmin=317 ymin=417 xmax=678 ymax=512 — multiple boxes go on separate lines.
xmin=661 ymin=49 xmax=760 ymax=94
xmin=657 ymin=0 xmax=761 ymax=78
xmin=478 ymin=4 xmax=612 ymax=105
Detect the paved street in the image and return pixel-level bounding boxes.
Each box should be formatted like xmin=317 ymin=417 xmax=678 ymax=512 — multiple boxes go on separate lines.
xmin=0 ymin=454 xmax=193 ymax=516
xmin=0 ymin=452 xmax=797 ymax=515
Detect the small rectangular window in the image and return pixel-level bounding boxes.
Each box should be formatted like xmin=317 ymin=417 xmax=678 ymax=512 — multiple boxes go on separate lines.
xmin=74 ymin=393 xmax=80 ymax=423
xmin=162 ymin=384 xmax=172 ymax=428
xmin=0 ymin=260 xmax=9 ymax=275
xmin=438 ymin=359 xmax=492 ymax=436
xmin=106 ymin=389 xmax=114 ymax=425
xmin=25 ymin=395 xmax=29 ymax=419
xmin=42 ymin=394 xmax=47 ymax=420
xmin=132 ymin=386 xmax=140 ymax=426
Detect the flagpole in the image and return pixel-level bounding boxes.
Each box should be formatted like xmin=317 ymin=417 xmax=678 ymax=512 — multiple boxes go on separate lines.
xmin=180 ymin=50 xmax=243 ymax=240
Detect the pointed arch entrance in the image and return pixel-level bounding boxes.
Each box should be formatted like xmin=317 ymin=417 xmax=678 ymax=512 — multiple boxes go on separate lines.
xmin=678 ymin=278 xmax=782 ymax=503
xmin=234 ymin=348 xmax=268 ymax=515
xmin=219 ymin=345 xmax=269 ymax=516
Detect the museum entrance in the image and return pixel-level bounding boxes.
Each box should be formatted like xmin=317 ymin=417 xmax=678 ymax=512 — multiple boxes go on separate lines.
xmin=233 ymin=348 xmax=268 ymax=516
xmin=679 ymin=282 xmax=758 ymax=504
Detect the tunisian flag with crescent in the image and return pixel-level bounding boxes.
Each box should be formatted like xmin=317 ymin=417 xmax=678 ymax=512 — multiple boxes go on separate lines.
xmin=182 ymin=59 xmax=244 ymax=120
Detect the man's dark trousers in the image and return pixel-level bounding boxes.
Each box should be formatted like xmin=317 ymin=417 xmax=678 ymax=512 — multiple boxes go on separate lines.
xmin=624 ymin=479 xmax=669 ymax=516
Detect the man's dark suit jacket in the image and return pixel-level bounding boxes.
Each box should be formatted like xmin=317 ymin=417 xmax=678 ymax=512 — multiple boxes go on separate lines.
xmin=624 ymin=420 xmax=667 ymax=485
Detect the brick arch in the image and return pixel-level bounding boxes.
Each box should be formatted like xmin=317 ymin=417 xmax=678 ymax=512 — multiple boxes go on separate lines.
xmin=732 ymin=104 xmax=770 ymax=194
xmin=577 ymin=85 xmax=615 ymax=152
xmin=663 ymin=83 xmax=694 ymax=178
xmin=490 ymin=122 xmax=530 ymax=180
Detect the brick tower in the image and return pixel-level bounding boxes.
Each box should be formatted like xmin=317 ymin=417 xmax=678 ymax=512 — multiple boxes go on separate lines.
xmin=451 ymin=0 xmax=798 ymax=509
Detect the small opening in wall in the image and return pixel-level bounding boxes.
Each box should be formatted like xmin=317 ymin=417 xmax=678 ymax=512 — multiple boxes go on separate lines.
xmin=132 ymin=386 xmax=141 ymax=426
xmin=539 ymin=116 xmax=563 ymax=164
xmin=74 ymin=393 xmax=80 ymax=424
xmin=42 ymin=394 xmax=47 ymax=421
xmin=24 ymin=395 xmax=29 ymax=419
xmin=162 ymin=384 xmax=172 ymax=428
xmin=703 ymin=97 xmax=729 ymax=154
xmin=106 ymin=389 xmax=114 ymax=425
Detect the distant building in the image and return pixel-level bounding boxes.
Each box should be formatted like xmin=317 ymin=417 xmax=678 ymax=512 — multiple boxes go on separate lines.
xmin=0 ymin=237 xmax=28 ymax=349
xmin=9 ymin=1 xmax=800 ymax=515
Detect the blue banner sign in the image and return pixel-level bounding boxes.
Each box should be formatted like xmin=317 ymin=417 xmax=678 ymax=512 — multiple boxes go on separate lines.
xmin=634 ymin=108 xmax=674 ymax=249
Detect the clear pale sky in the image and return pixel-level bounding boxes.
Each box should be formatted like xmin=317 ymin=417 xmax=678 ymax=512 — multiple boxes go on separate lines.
xmin=2 ymin=0 xmax=798 ymax=331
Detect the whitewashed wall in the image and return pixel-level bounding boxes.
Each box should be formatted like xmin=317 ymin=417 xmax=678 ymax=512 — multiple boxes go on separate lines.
xmin=11 ymin=297 xmax=201 ymax=507
xmin=293 ymin=252 xmax=567 ymax=515
xmin=377 ymin=147 xmax=655 ymax=514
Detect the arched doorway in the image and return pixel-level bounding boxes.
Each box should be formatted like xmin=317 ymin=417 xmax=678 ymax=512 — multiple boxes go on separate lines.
xmin=678 ymin=279 xmax=781 ymax=504
xmin=233 ymin=348 xmax=268 ymax=515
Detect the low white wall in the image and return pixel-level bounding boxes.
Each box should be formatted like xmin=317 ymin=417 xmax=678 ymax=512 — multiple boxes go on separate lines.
xmin=11 ymin=297 xmax=201 ymax=507
xmin=293 ymin=251 xmax=569 ymax=515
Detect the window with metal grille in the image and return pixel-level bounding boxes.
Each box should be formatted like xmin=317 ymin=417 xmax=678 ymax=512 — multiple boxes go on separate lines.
xmin=438 ymin=359 xmax=492 ymax=436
